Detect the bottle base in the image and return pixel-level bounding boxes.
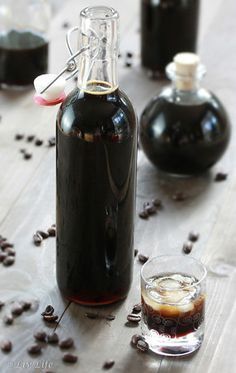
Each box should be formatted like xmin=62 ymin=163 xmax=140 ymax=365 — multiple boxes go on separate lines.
xmin=58 ymin=288 xmax=128 ymax=306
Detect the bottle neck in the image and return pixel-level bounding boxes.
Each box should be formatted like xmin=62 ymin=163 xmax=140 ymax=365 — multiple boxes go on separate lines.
xmin=77 ymin=6 xmax=119 ymax=93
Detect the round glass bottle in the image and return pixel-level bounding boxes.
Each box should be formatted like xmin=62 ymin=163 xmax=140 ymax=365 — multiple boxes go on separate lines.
xmin=140 ymin=53 xmax=231 ymax=176
xmin=56 ymin=7 xmax=137 ymax=305
xmin=141 ymin=0 xmax=200 ymax=78
xmin=0 ymin=0 xmax=50 ymax=88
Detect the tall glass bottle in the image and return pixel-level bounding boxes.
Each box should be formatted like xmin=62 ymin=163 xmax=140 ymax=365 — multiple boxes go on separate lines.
xmin=56 ymin=7 xmax=137 ymax=305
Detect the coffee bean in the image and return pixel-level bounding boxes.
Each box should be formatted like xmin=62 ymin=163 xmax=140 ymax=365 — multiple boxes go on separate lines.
xmin=59 ymin=337 xmax=74 ymax=349
xmin=33 ymin=233 xmax=43 ymax=246
xmin=103 ymin=360 xmax=115 ymax=370
xmin=0 ymin=252 xmax=7 ymax=262
xmin=1 ymin=242 xmax=14 ymax=249
xmin=27 ymin=135 xmax=35 ymax=142
xmin=134 ymin=249 xmax=138 ymax=257
xmin=105 ymin=314 xmax=115 ymax=321
xmin=47 ymin=332 xmax=59 ymax=344
xmin=138 ymin=254 xmax=149 ymax=264
xmin=136 ymin=339 xmax=149 ymax=352
xmin=27 ymin=344 xmax=41 ymax=355
xmin=1 ymin=340 xmax=12 ymax=352
xmin=172 ymin=191 xmax=186 ymax=201
xmin=15 ymin=134 xmax=24 ymax=140
xmin=85 ymin=312 xmax=99 ymax=319
xmin=62 ymin=21 xmax=70 ymax=29
xmin=41 ymin=305 xmax=54 ymax=316
xmin=126 ymin=52 xmax=133 ymax=58
xmin=130 ymin=334 xmax=144 ymax=346
xmin=20 ymin=301 xmax=32 ymax=311
xmin=47 ymin=227 xmax=56 ymax=237
xmin=188 ymin=231 xmax=199 ymax=242
xmin=132 ymin=304 xmax=141 ymax=314
xmin=19 ymin=148 xmax=26 ymax=154
xmin=43 ymin=314 xmax=58 ymax=323
xmin=127 ymin=314 xmax=141 ymax=323
xmin=36 ymin=230 xmax=49 ymax=239
xmin=34 ymin=331 xmax=47 ymax=342
xmin=125 ymin=62 xmax=132 ymax=68
xmin=48 ymin=137 xmax=56 ymax=147
xmin=152 ymin=198 xmax=162 ymax=209
xmin=182 ymin=241 xmax=193 ymax=254
xmin=11 ymin=304 xmax=23 ymax=317
xmin=35 ymin=139 xmax=43 ymax=146
xmin=3 ymin=256 xmax=15 ymax=266
xmin=3 ymin=314 xmax=13 ymax=325
xmin=62 ymin=353 xmax=78 ymax=363
xmin=215 ymin=172 xmax=227 ymax=182
xmin=5 ymin=248 xmax=16 ymax=256
xmin=24 ymin=152 xmax=32 ymax=160
xmin=143 ymin=202 xmax=157 ymax=215
xmin=139 ymin=210 xmax=149 ymax=219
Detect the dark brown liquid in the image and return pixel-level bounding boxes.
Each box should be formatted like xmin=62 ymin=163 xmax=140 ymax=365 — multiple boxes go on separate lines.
xmin=56 ymin=82 xmax=137 ymax=305
xmin=0 ymin=30 xmax=48 ymax=87
xmin=141 ymin=0 xmax=200 ymax=75
xmin=140 ymin=94 xmax=230 ymax=175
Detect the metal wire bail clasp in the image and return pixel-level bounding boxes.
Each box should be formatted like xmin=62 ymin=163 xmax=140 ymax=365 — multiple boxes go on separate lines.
xmin=33 ymin=26 xmax=92 ymax=106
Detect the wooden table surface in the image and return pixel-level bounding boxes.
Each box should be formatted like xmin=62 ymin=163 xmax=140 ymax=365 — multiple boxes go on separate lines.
xmin=0 ymin=0 xmax=236 ymax=372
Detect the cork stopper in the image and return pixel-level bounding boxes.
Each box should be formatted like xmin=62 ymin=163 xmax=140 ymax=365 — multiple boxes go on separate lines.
xmin=173 ymin=53 xmax=200 ymax=91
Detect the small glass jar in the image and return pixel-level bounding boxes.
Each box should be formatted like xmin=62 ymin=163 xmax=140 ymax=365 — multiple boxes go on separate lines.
xmin=0 ymin=0 xmax=51 ymax=89
xmin=141 ymin=0 xmax=200 ymax=78
xmin=140 ymin=53 xmax=231 ymax=176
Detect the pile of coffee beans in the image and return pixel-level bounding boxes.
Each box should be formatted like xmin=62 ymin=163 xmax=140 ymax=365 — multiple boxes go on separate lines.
xmin=130 ymin=334 xmax=149 ymax=353
xmin=2 ymin=299 xmax=32 ymax=326
xmin=33 ymin=224 xmax=56 ymax=246
xmin=125 ymin=302 xmax=142 ymax=327
xmin=0 ymin=234 xmax=15 ymax=267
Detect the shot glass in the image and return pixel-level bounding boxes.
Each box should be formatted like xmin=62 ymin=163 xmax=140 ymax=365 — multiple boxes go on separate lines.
xmin=141 ymin=255 xmax=207 ymax=356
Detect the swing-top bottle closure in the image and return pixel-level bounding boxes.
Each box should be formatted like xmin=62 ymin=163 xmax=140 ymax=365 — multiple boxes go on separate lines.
xmin=166 ymin=52 xmax=206 ymax=92
xmin=33 ymin=6 xmax=119 ymax=106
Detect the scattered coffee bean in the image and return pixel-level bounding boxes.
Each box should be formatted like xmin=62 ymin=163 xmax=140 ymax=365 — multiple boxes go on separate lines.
xmin=47 ymin=227 xmax=56 ymax=237
xmin=188 ymin=231 xmax=199 ymax=242
xmin=182 ymin=241 xmax=193 ymax=254
xmin=127 ymin=314 xmax=141 ymax=323
xmin=105 ymin=314 xmax=115 ymax=321
xmin=136 ymin=339 xmax=149 ymax=352
xmin=3 ymin=256 xmax=15 ymax=266
xmin=1 ymin=242 xmax=14 ymax=249
xmin=1 ymin=340 xmax=12 ymax=353
xmin=20 ymin=301 xmax=32 ymax=311
xmin=143 ymin=202 xmax=156 ymax=215
xmin=11 ymin=304 xmax=23 ymax=317
xmin=41 ymin=305 xmax=54 ymax=316
xmin=36 ymin=230 xmax=49 ymax=239
xmin=5 ymin=248 xmax=16 ymax=256
xmin=35 ymin=139 xmax=43 ymax=146
xmin=103 ymin=360 xmax=115 ymax=370
xmin=34 ymin=331 xmax=47 ymax=342
xmin=134 ymin=249 xmax=138 ymax=257
xmin=27 ymin=135 xmax=35 ymax=142
xmin=215 ymin=172 xmax=227 ymax=182
xmin=33 ymin=233 xmax=43 ymax=246
xmin=172 ymin=191 xmax=186 ymax=201
xmin=130 ymin=334 xmax=144 ymax=346
xmin=3 ymin=314 xmax=13 ymax=325
xmin=47 ymin=332 xmax=59 ymax=344
xmin=138 ymin=254 xmax=149 ymax=264
xmin=48 ymin=137 xmax=56 ymax=147
xmin=15 ymin=134 xmax=24 ymax=140
xmin=19 ymin=148 xmax=26 ymax=154
xmin=125 ymin=62 xmax=132 ymax=68
xmin=152 ymin=198 xmax=162 ymax=209
xmin=0 ymin=252 xmax=7 ymax=262
xmin=85 ymin=312 xmax=99 ymax=319
xmin=24 ymin=152 xmax=32 ymax=160
xmin=59 ymin=338 xmax=74 ymax=349
xmin=132 ymin=304 xmax=141 ymax=314
xmin=43 ymin=314 xmax=58 ymax=323
xmin=126 ymin=52 xmax=133 ymax=58
xmin=139 ymin=210 xmax=149 ymax=219
xmin=62 ymin=353 xmax=78 ymax=363
xmin=27 ymin=344 xmax=41 ymax=355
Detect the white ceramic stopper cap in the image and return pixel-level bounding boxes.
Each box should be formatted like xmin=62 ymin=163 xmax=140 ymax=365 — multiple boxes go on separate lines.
xmin=173 ymin=53 xmax=200 ymax=91
xmin=34 ymin=74 xmax=66 ymax=101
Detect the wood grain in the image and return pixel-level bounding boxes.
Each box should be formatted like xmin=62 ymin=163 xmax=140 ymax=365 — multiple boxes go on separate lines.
xmin=0 ymin=0 xmax=236 ymax=372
